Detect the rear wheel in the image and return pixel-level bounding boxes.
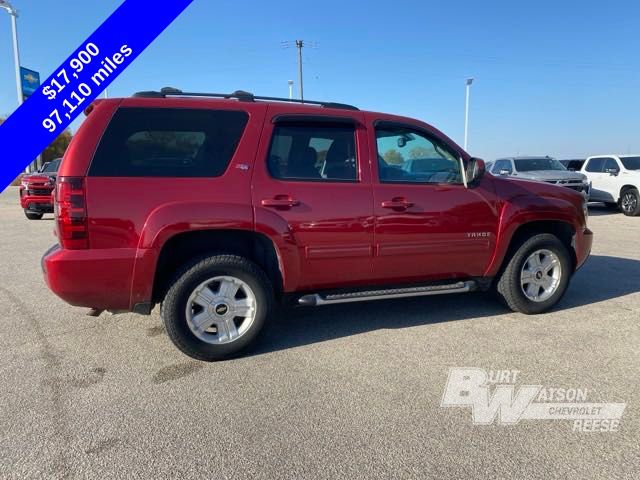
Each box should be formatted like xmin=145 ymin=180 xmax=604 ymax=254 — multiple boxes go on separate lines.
xmin=496 ymin=234 xmax=572 ymax=314
xmin=162 ymin=255 xmax=273 ymax=361
xmin=24 ymin=210 xmax=43 ymax=220
xmin=620 ymin=188 xmax=640 ymax=216
xmin=604 ymin=202 xmax=619 ymax=211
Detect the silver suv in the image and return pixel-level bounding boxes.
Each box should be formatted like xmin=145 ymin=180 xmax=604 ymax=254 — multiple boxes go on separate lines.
xmin=489 ymin=156 xmax=590 ymax=197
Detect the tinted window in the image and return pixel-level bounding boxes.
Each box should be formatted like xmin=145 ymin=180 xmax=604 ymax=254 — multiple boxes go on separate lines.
xmin=268 ymin=124 xmax=357 ymax=181
xmin=41 ymin=159 xmax=61 ymax=173
xmin=621 ymin=157 xmax=640 ymax=171
xmin=603 ymin=158 xmax=619 ymax=172
xmin=375 ymin=127 xmax=461 ymax=184
xmin=492 ymin=160 xmax=512 ymax=174
xmin=513 ymin=158 xmax=565 ymax=172
xmin=585 ymin=158 xmax=606 ymax=172
xmin=89 ymin=108 xmax=248 ymax=177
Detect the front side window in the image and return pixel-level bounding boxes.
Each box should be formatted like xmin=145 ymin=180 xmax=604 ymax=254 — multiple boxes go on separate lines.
xmin=89 ymin=108 xmax=248 ymax=177
xmin=375 ymin=126 xmax=461 ymax=184
xmin=267 ymin=124 xmax=357 ymax=182
xmin=603 ymin=158 xmax=619 ymax=172
xmin=585 ymin=158 xmax=606 ymax=173
xmin=492 ymin=160 xmax=513 ymax=174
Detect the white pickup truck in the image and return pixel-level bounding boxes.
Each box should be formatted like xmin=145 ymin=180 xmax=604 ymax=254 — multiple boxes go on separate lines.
xmin=581 ymin=155 xmax=640 ymax=216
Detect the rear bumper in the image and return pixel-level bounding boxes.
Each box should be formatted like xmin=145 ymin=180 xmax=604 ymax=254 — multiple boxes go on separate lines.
xmin=574 ymin=227 xmax=593 ymax=271
xmin=42 ymin=244 xmax=137 ymax=310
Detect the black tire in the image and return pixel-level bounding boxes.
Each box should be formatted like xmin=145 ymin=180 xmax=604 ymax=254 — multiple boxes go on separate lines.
xmin=604 ymin=202 xmax=619 ymax=211
xmin=495 ymin=234 xmax=572 ymax=314
xmin=620 ymin=188 xmax=640 ymax=217
xmin=162 ymin=255 xmax=273 ymax=361
xmin=24 ymin=210 xmax=43 ymax=220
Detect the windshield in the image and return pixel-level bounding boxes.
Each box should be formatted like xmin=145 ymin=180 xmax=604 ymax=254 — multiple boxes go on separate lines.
xmin=621 ymin=157 xmax=640 ymax=171
xmin=41 ymin=159 xmax=61 ymax=173
xmin=514 ymin=158 xmax=565 ymax=172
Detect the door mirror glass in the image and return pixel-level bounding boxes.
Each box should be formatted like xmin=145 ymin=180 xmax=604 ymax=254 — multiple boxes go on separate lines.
xmin=605 ymin=168 xmax=619 ymax=176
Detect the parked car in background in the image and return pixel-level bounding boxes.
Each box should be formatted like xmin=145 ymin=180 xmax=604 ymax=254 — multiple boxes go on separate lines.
xmin=489 ymin=156 xmax=590 ymax=198
xmin=41 ymin=90 xmax=591 ymax=361
xmin=581 ymin=154 xmax=640 ymax=216
xmin=559 ymin=159 xmax=585 ymax=171
xmin=19 ymin=158 xmax=61 ymax=220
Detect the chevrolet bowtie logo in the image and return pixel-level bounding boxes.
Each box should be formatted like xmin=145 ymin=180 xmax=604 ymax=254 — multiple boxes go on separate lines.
xmin=24 ymin=73 xmax=38 ymax=84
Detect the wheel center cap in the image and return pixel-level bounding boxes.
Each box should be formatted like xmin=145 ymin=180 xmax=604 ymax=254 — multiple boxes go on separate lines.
xmin=213 ymin=303 xmax=229 ymax=316
xmin=535 ymin=271 xmax=543 ymax=280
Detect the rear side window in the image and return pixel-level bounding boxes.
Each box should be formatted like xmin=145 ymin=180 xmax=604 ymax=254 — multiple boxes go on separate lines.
xmin=585 ymin=158 xmax=606 ymax=173
xmin=89 ymin=108 xmax=248 ymax=177
xmin=267 ymin=124 xmax=357 ymax=182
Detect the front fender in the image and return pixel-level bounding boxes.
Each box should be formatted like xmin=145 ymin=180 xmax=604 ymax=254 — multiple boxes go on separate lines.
xmin=485 ymin=191 xmax=582 ymax=277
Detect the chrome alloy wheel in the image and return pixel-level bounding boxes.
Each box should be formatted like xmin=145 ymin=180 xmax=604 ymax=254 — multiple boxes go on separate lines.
xmin=621 ymin=192 xmax=638 ymax=214
xmin=185 ymin=276 xmax=257 ymax=345
xmin=520 ymin=249 xmax=562 ymax=302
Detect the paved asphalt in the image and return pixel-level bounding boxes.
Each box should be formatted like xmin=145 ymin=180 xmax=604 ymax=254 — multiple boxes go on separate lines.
xmin=0 ymin=186 xmax=638 ymax=479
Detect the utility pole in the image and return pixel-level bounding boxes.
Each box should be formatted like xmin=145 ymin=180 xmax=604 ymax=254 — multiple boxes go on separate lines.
xmin=1 ymin=1 xmax=30 ymax=170
xmin=464 ymin=78 xmax=474 ymax=151
xmin=295 ymin=40 xmax=304 ymax=101
xmin=282 ymin=40 xmax=316 ymax=102
xmin=0 ymin=1 xmax=22 ymax=106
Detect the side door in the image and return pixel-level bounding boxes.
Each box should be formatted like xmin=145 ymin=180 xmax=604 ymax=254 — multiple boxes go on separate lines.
xmin=252 ymin=108 xmax=374 ymax=291
xmin=583 ymin=157 xmax=608 ymax=201
xmin=601 ymin=157 xmax=623 ymax=201
xmin=369 ymin=118 xmax=500 ymax=283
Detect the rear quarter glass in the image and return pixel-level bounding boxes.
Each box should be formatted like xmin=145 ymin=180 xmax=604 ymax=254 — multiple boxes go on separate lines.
xmin=88 ymin=107 xmax=249 ymax=177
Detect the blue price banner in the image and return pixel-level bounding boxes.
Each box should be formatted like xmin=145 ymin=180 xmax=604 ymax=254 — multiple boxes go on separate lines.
xmin=0 ymin=0 xmax=193 ymax=189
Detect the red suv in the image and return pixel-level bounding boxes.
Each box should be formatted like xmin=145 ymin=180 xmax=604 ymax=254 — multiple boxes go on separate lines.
xmin=19 ymin=158 xmax=61 ymax=219
xmin=42 ymin=89 xmax=592 ymax=360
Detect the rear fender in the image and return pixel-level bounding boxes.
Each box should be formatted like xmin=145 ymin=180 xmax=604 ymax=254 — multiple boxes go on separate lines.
xmin=130 ymin=201 xmax=254 ymax=307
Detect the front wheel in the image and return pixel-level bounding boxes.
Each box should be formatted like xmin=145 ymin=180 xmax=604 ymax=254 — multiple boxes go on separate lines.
xmin=620 ymin=188 xmax=640 ymax=216
xmin=496 ymin=234 xmax=572 ymax=314
xmin=24 ymin=210 xmax=43 ymax=220
xmin=162 ymin=255 xmax=273 ymax=361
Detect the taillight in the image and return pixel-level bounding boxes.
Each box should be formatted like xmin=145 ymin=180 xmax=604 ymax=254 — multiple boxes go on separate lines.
xmin=55 ymin=177 xmax=88 ymax=249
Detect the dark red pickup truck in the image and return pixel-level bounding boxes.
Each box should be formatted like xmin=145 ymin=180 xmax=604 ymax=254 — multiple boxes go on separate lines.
xmin=42 ymin=89 xmax=592 ymax=360
xmin=19 ymin=159 xmax=61 ymax=219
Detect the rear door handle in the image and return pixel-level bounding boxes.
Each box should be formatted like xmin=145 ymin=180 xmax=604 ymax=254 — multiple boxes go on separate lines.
xmin=381 ymin=197 xmax=413 ymax=210
xmin=261 ymin=196 xmax=300 ymax=209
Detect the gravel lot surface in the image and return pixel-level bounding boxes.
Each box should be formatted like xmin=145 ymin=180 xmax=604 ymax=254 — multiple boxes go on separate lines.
xmin=1 ymin=186 xmax=638 ymax=479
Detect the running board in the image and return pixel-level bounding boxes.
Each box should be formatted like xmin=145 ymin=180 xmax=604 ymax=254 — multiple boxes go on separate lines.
xmin=298 ymin=281 xmax=476 ymax=307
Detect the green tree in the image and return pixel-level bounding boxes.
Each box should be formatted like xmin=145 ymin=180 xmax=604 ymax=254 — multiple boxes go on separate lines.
xmin=383 ymin=149 xmax=404 ymax=165
xmin=42 ymin=129 xmax=73 ymax=163
xmin=409 ymin=146 xmax=435 ymax=159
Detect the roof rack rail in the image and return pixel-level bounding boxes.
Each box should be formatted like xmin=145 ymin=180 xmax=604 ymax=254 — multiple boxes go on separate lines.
xmin=133 ymin=88 xmax=359 ymax=111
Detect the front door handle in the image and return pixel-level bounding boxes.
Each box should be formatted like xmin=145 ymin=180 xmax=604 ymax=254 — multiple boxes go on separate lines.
xmin=381 ymin=197 xmax=413 ymax=210
xmin=261 ymin=196 xmax=300 ymax=209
